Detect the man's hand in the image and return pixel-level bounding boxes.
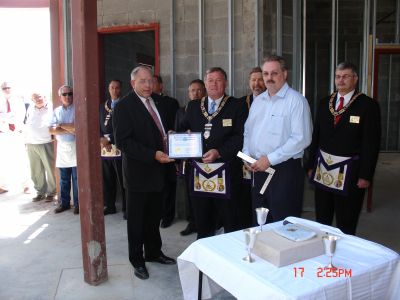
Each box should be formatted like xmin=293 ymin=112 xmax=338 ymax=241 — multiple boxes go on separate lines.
xmin=357 ymin=178 xmax=370 ymax=189
xmin=100 ymin=137 xmax=112 ymax=152
xmin=250 ymin=155 xmax=270 ymax=172
xmin=307 ymin=169 xmax=313 ymax=178
xmin=202 ymin=149 xmax=220 ymax=163
xmin=155 ymin=151 xmax=175 ymax=164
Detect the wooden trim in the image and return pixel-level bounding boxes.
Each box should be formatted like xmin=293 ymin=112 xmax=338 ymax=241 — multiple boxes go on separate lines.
xmin=98 ymin=23 xmax=160 ymax=75
xmin=0 ymin=0 xmax=48 ymax=8
xmin=375 ymin=44 xmax=400 ymax=50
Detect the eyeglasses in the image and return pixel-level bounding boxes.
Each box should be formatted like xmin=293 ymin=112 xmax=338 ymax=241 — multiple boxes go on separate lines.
xmin=2 ymin=87 xmax=11 ymax=90
xmin=61 ymin=92 xmax=73 ymax=97
xmin=335 ymin=74 xmax=354 ymax=80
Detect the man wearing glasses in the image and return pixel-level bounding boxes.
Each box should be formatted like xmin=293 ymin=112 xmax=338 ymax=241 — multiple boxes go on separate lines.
xmin=49 ymin=85 xmax=79 ymax=214
xmin=307 ymin=62 xmax=381 ymax=235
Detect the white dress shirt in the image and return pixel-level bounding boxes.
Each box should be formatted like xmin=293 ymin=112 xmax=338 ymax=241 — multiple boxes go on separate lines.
xmin=243 ymin=83 xmax=313 ymax=166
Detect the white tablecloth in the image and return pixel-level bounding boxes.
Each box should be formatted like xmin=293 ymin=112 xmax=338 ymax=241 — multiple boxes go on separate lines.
xmin=178 ymin=217 xmax=400 ymax=300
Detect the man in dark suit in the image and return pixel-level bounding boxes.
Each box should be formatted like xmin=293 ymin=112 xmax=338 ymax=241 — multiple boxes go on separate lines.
xmin=175 ymin=79 xmax=206 ymax=236
xmin=99 ymin=79 xmax=126 ymax=218
xmin=113 ymin=66 xmax=176 ymax=280
xmin=180 ymin=67 xmax=248 ymax=239
xmin=152 ymin=74 xmax=179 ymax=228
xmin=307 ymin=62 xmax=381 ymax=235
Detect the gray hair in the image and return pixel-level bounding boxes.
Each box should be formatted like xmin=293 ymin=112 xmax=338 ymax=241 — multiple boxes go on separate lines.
xmin=58 ymin=85 xmax=72 ymax=96
xmin=336 ymin=62 xmax=358 ymax=76
xmin=130 ymin=66 xmax=153 ymax=80
xmin=261 ymin=55 xmax=287 ymax=72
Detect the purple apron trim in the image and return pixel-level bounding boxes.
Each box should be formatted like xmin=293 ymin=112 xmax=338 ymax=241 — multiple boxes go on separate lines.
xmin=310 ymin=149 xmax=359 ymax=196
xmin=189 ymin=160 xmax=231 ymax=199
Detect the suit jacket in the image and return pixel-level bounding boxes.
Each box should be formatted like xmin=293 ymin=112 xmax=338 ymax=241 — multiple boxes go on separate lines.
xmin=154 ymin=94 xmax=179 ymax=132
xmin=99 ymin=99 xmax=115 ymax=144
xmin=308 ymin=92 xmax=381 ymax=181
xmin=113 ymin=91 xmax=169 ymax=192
xmin=239 ymin=94 xmax=254 ymax=110
xmin=180 ymin=96 xmax=248 ymax=180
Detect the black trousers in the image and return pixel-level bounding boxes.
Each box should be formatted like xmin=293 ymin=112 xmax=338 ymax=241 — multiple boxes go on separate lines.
xmin=183 ymin=161 xmax=196 ymax=229
xmin=102 ymin=158 xmax=126 ymax=212
xmin=314 ymin=179 xmax=366 ymax=235
xmin=126 ymin=190 xmax=162 ymax=268
xmin=161 ymin=164 xmax=177 ymax=223
xmin=251 ymin=158 xmax=304 ymax=225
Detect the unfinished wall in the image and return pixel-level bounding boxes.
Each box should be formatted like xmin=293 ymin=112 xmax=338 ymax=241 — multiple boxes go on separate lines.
xmin=97 ymin=0 xmax=257 ymax=105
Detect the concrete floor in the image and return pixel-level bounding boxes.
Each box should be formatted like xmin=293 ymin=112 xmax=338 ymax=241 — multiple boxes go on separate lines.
xmin=0 ymin=153 xmax=399 ymax=300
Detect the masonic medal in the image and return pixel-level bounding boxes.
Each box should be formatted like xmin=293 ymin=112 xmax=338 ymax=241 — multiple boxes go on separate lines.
xmin=200 ymin=96 xmax=229 ymax=139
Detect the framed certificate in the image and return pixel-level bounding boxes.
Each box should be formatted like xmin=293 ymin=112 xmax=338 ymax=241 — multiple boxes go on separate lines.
xmin=168 ymin=132 xmax=203 ymax=159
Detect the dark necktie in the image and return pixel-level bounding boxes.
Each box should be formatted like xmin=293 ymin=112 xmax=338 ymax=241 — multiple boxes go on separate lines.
xmin=6 ymin=100 xmax=15 ymax=131
xmin=145 ymin=98 xmax=166 ymax=151
xmin=335 ymin=96 xmax=344 ymax=125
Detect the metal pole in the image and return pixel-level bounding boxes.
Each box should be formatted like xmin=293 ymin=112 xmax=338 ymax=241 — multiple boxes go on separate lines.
xmin=255 ymin=0 xmax=260 ymax=66
xmin=302 ymin=0 xmax=307 ymax=96
xmin=276 ymin=0 xmax=282 ymax=55
xmin=228 ymin=0 xmax=234 ymax=95
xmin=170 ymin=0 xmax=176 ymax=97
xmin=386 ymin=55 xmax=392 ymax=150
xmin=292 ymin=0 xmax=298 ymax=90
xmin=361 ymin=0 xmax=370 ymax=93
xmin=198 ymin=0 xmax=204 ymax=80
xmin=371 ymin=0 xmax=377 ymax=95
xmin=396 ymin=0 xmax=400 ymax=43
xmin=330 ymin=0 xmax=337 ymax=93
xmin=62 ymin=0 xmax=72 ymax=85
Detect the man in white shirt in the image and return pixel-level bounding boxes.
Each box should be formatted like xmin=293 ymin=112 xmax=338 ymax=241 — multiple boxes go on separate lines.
xmin=243 ymin=55 xmax=312 ymax=224
xmin=25 ymin=93 xmax=56 ymax=202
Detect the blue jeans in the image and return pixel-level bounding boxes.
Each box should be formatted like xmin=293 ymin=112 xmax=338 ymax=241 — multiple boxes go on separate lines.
xmin=59 ymin=167 xmax=78 ymax=208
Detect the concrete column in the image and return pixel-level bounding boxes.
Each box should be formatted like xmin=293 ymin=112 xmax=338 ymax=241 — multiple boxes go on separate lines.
xmin=70 ymin=0 xmax=108 ymax=285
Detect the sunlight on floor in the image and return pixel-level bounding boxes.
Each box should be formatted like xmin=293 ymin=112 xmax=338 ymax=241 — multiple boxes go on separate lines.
xmin=0 ymin=202 xmax=48 ymax=239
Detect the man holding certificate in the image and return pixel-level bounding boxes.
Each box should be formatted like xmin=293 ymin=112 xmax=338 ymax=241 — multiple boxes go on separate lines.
xmin=113 ymin=66 xmax=176 ymax=280
xmin=180 ymin=67 xmax=248 ymax=239
xmin=243 ymin=55 xmax=312 ymax=224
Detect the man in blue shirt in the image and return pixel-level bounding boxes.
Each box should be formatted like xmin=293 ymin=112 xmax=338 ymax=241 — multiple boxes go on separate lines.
xmin=243 ymin=55 xmax=312 ymax=224
xmin=49 ymin=85 xmax=79 ymax=214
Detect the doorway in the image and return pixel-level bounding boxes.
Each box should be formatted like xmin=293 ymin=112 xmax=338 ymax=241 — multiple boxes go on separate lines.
xmin=98 ymin=23 xmax=159 ymax=100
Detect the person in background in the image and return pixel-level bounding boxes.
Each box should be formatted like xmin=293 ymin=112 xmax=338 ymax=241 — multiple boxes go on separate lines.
xmin=49 ymin=85 xmax=79 ymax=215
xmin=240 ymin=66 xmax=266 ymax=109
xmin=307 ymin=62 xmax=381 ymax=235
xmin=176 ymin=79 xmax=206 ymax=236
xmin=152 ymin=74 xmax=179 ymax=228
xmin=0 ymin=81 xmax=31 ymax=194
xmin=25 ymin=93 xmax=56 ymax=202
xmin=100 ymin=79 xmax=126 ymax=219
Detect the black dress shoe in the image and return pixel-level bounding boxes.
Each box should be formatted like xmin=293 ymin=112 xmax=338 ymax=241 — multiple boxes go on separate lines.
xmin=160 ymin=219 xmax=173 ymax=228
xmin=104 ymin=207 xmax=117 ymax=215
xmin=32 ymin=194 xmax=46 ymax=202
xmin=145 ymin=253 xmax=176 ymax=265
xmin=180 ymin=224 xmax=197 ymax=236
xmin=133 ymin=266 xmax=149 ymax=280
xmin=54 ymin=206 xmax=70 ymax=214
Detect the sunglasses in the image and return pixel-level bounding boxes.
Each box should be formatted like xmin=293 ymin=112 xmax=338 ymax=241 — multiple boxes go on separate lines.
xmin=61 ymin=92 xmax=73 ymax=97
xmin=2 ymin=87 xmax=11 ymax=90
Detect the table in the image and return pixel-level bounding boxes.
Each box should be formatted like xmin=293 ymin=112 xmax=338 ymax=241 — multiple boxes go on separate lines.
xmin=178 ymin=217 xmax=400 ymax=300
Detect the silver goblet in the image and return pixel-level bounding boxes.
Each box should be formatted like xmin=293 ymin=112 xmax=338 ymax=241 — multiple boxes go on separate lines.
xmin=255 ymin=207 xmax=269 ymax=232
xmin=322 ymin=235 xmax=340 ymax=269
xmin=242 ymin=228 xmax=258 ymax=263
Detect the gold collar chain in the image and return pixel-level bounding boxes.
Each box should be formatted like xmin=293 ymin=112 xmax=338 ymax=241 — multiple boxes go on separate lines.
xmin=200 ymin=95 xmax=229 ymax=122
xmin=329 ymin=91 xmax=362 ymax=117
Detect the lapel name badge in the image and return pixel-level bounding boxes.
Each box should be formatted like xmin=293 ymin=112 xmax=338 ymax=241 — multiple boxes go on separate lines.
xmin=222 ymin=119 xmax=232 ymax=127
xmin=349 ymin=116 xmax=360 ymax=124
